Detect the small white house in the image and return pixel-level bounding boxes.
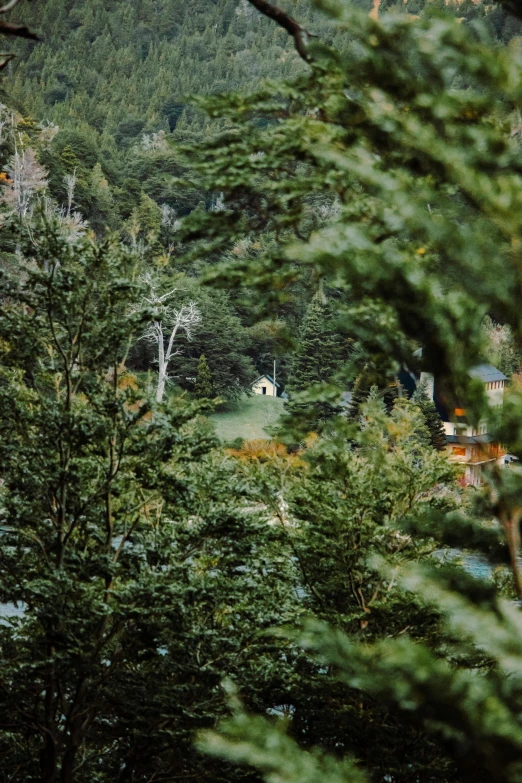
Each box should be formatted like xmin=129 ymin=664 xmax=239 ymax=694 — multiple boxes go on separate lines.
xmin=252 ymin=374 xmax=280 ymax=397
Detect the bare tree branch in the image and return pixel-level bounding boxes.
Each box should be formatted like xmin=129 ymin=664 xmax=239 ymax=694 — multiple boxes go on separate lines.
xmin=0 ymin=0 xmax=39 ymax=65
xmin=245 ymin=0 xmax=316 ymax=63
xmin=0 ymin=19 xmax=38 ymax=40
xmin=0 ymin=0 xmax=38 ymax=69
xmin=141 ymin=274 xmax=202 ymax=402
xmin=0 ymin=0 xmax=24 ymax=15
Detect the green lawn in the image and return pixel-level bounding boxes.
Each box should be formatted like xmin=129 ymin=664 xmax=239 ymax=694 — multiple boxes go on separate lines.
xmin=210 ymin=394 xmax=285 ymax=442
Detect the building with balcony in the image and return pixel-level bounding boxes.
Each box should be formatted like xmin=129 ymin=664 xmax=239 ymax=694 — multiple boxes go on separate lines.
xmin=402 ymin=360 xmax=508 ymax=486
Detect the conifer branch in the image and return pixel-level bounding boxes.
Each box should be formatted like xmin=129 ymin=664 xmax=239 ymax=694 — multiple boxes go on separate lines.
xmin=245 ymin=0 xmax=316 ymax=63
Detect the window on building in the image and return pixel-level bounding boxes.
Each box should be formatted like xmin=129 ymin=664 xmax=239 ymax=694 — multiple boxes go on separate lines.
xmin=452 ymin=447 xmax=467 ymax=457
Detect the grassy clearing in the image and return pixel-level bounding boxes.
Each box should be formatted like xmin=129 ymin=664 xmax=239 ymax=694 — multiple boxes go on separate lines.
xmin=210 ymin=394 xmax=284 ymax=442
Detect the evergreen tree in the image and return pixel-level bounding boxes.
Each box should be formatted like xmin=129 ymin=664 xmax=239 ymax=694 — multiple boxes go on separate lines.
xmin=482 ymin=315 xmax=522 ymax=378
xmin=195 ymin=352 xmax=214 ymax=398
xmin=286 ymin=294 xmax=349 ymax=426
xmin=126 ymin=190 xmax=162 ymax=249
xmin=222 ymin=385 xmax=458 ymax=781
xmin=412 ymin=380 xmax=448 ymax=451
xmin=59 ymin=143 xmax=80 ymax=174
xmin=88 ymin=161 xmax=119 ymax=233
xmin=289 ymin=296 xmax=334 ymax=389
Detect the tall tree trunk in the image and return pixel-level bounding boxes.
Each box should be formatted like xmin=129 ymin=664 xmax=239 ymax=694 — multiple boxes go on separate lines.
xmin=40 ymin=729 xmax=57 ymax=783
xmin=156 ymin=323 xmax=166 ymax=402
xmin=156 ymin=361 xmax=167 ymax=402
xmin=60 ymin=744 xmax=78 ymax=783
xmin=40 ymin=677 xmax=58 ymax=783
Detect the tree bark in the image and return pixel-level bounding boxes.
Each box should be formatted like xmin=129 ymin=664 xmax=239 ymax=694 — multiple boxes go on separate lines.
xmin=40 ymin=731 xmax=58 ymax=783
xmin=60 ymin=745 xmax=78 ymax=783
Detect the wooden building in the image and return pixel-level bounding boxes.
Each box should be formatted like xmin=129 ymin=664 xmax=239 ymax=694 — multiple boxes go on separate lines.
xmin=401 ymin=358 xmax=508 ymax=486
xmin=252 ymin=374 xmax=280 ymax=397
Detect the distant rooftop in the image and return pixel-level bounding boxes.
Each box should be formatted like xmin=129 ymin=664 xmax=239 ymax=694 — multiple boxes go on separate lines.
xmin=468 ymin=364 xmax=507 ymax=383
xmin=411 ymin=350 xmax=507 ymax=383
xmin=253 ymin=374 xmax=280 ymax=387
xmin=446 ymin=434 xmax=495 ymax=445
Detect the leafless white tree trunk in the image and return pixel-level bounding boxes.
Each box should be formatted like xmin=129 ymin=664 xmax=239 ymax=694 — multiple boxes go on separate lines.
xmin=5 ymin=142 xmax=47 ymax=220
xmin=64 ymin=168 xmax=77 ymax=218
xmin=142 ymin=275 xmax=202 ymax=402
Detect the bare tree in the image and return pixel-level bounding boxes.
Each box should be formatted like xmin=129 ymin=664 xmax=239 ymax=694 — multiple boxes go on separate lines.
xmin=140 ymin=130 xmax=167 ymax=152
xmin=4 ymin=144 xmax=47 ymax=220
xmin=160 ymin=203 xmax=178 ymax=229
xmin=142 ymin=275 xmax=202 ymax=402
xmin=64 ymin=168 xmax=77 ymax=218
xmin=38 ymin=120 xmax=59 ymax=149
xmin=41 ymin=195 xmax=88 ymax=239
xmin=210 ymin=192 xmax=226 ymax=213
xmin=159 ymin=203 xmax=180 ymax=258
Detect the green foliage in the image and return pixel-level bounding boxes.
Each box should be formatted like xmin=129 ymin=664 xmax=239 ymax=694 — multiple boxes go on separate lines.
xmin=0 ymin=223 xmax=302 ymax=781
xmin=227 ymin=391 xmax=458 ymax=780
xmin=196 ymin=352 xmax=214 ymax=397
xmin=0 ymin=224 xmax=461 ymax=782
xmin=289 ymin=295 xmax=346 ymax=393
xmin=126 ymin=190 xmax=163 ymax=248
xmin=285 ymin=293 xmax=350 ymax=425
xmin=412 ymin=380 xmax=447 ymax=451
xmin=273 ymin=393 xmax=455 ymax=630
xmin=6 ymin=3 xmax=522 ymax=783
xmin=168 ymin=2 xmax=522 ymax=783
xmin=200 ymin=699 xmax=367 ymax=783
xmin=178 ymin=1 xmax=522 ymax=421
xmin=172 ymin=282 xmax=257 ymax=400
xmin=482 ymin=315 xmax=522 ymax=378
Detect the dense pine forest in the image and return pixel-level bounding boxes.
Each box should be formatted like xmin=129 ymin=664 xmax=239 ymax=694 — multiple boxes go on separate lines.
xmin=2 ymin=0 xmax=520 ymax=387
xmin=4 ymin=1 xmax=522 ymax=782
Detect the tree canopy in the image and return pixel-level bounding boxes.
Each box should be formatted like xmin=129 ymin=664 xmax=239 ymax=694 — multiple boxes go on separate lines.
xmin=2 ymin=1 xmax=522 ymax=782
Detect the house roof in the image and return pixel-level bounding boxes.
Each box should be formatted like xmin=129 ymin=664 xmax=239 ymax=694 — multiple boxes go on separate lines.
xmin=446 ymin=434 xmax=495 ymax=445
xmin=252 ymin=375 xmax=280 ymax=388
xmin=409 ymin=350 xmax=506 ymax=384
xmin=468 ymin=364 xmax=507 ymax=383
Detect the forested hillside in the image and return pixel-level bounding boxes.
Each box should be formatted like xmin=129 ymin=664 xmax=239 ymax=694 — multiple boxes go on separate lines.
xmin=4 ymin=0 xmax=518 ymax=142
xmin=5 ymin=0 xmax=319 ymax=137
xmin=1 ymin=0 xmax=519 ymax=235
